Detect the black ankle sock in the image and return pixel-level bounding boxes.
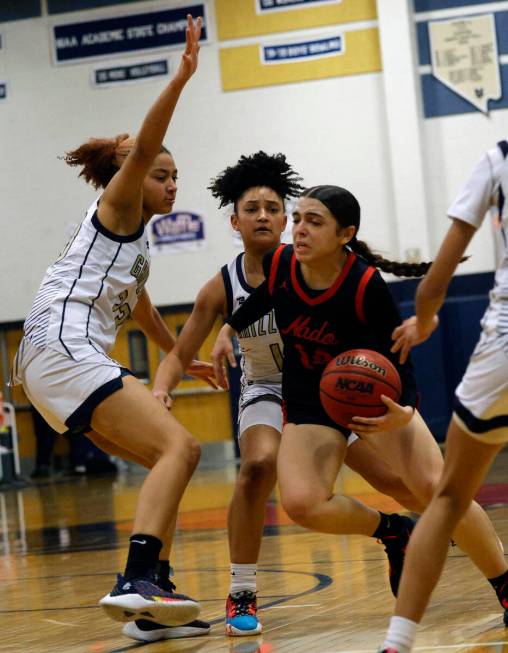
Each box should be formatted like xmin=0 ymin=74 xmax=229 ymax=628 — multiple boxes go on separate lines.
xmin=488 ymin=569 xmax=508 ymax=595
xmin=372 ymin=512 xmax=404 ymax=539
xmin=123 ymin=534 xmax=162 ymax=581
xmin=157 ymin=559 xmax=171 ymax=581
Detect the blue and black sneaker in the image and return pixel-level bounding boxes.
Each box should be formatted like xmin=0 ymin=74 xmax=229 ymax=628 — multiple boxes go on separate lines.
xmin=226 ymin=590 xmax=262 ymax=636
xmin=99 ymin=572 xmax=200 ymax=625
xmin=122 ymin=572 xmax=210 ymax=641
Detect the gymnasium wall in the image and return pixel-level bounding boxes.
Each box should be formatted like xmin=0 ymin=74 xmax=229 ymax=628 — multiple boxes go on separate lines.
xmin=1 ymin=0 xmax=505 ymax=326
xmin=1 ymin=0 xmax=507 ymax=453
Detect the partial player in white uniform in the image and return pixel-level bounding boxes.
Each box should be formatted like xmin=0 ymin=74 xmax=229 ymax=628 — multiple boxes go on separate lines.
xmin=17 ymin=197 xmax=150 ymax=433
xmin=153 ymin=151 xmax=302 ymax=637
xmin=11 ymin=16 xmax=213 ymax=635
xmin=222 ymin=253 xmax=284 ymax=437
xmin=153 ymin=152 xmax=426 ymax=640
xmin=380 ymin=140 xmax=508 ymax=653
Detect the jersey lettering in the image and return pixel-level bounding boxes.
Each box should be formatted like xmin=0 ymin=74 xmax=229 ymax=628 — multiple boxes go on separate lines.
xmin=281 ymin=315 xmax=339 ymax=345
xmin=269 ymin=343 xmax=284 ymax=372
xmin=113 ymin=289 xmax=131 ymax=328
xmin=130 ymin=255 xmax=149 ymax=295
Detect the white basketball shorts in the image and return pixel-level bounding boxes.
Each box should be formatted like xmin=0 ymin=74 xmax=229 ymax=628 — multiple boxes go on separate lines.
xmin=11 ymin=337 xmax=131 ymax=434
xmin=454 ymin=331 xmax=508 ymax=444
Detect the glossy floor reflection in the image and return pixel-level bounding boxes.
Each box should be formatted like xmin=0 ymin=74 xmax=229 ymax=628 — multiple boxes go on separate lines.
xmin=2 ymin=452 xmax=508 ymax=652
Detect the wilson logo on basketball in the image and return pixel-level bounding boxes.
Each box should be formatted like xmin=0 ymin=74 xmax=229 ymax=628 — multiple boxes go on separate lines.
xmin=335 ymin=354 xmax=387 ymax=377
xmin=335 ymin=377 xmax=374 ymax=394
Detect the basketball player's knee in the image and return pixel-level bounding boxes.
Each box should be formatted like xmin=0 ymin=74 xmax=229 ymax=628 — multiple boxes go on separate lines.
xmin=417 ymin=475 xmax=442 ymax=505
xmin=159 ymin=431 xmax=201 ymax=470
xmin=178 ymin=434 xmax=201 ymax=471
xmin=281 ymin=493 xmax=316 ymax=526
xmin=238 ymin=454 xmax=277 ymax=488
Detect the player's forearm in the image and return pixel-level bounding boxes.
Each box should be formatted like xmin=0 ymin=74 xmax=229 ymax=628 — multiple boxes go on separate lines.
xmin=153 ymin=351 xmax=184 ymax=394
xmin=414 ymin=277 xmax=447 ymax=328
xmin=133 ymin=78 xmax=186 ymax=165
xmin=139 ymin=307 xmax=176 ymax=353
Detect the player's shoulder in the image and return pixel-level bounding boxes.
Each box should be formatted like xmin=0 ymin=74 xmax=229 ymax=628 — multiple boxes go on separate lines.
xmin=196 ymin=271 xmax=226 ymax=311
xmin=350 ymin=250 xmax=378 ymax=278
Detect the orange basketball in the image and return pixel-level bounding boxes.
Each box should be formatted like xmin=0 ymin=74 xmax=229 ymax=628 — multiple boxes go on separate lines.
xmin=319 ymin=349 xmax=401 ymax=428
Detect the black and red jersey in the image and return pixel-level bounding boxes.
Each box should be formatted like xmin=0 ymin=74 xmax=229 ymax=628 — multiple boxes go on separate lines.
xmin=227 ymin=244 xmax=418 ymax=418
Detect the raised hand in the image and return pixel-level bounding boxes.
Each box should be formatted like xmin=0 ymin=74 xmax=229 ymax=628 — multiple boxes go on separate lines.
xmin=175 ymin=14 xmax=202 ymax=85
xmin=390 ymin=315 xmax=439 ymax=364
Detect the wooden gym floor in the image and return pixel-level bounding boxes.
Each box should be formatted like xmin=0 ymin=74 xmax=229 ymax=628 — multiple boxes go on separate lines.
xmin=2 ymin=450 xmax=508 ymax=653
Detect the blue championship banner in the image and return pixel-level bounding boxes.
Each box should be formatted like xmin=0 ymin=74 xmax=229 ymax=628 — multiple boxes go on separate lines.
xmin=52 ymin=4 xmax=206 ymax=65
xmin=262 ymin=35 xmax=343 ymax=63
xmin=220 ymin=27 xmax=380 ymax=91
xmin=92 ymin=59 xmax=169 ymax=87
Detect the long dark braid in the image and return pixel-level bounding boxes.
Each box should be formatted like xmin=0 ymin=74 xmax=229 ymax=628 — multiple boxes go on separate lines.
xmin=349 ymin=237 xmax=432 ymax=278
xmin=301 ymin=185 xmax=433 ymax=278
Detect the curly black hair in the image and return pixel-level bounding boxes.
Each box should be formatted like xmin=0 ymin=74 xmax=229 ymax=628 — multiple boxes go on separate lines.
xmin=208 ymin=151 xmax=304 ymax=208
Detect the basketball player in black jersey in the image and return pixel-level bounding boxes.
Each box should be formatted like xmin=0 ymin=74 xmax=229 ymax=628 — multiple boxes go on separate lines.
xmin=212 ymin=185 xmax=508 ymax=607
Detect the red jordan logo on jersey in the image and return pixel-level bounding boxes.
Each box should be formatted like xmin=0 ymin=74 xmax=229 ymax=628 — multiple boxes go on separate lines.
xmin=281 ymin=315 xmax=338 ymax=345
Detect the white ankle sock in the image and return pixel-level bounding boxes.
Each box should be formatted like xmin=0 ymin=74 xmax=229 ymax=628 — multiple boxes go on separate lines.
xmin=230 ymin=563 xmax=257 ymax=594
xmin=382 ymin=616 xmax=417 ymax=653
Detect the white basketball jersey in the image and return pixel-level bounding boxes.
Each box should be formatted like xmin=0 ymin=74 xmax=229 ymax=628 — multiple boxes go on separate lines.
xmin=221 ymin=253 xmax=283 ymax=385
xmin=24 ymin=199 xmax=150 ymax=360
xmin=447 ymin=141 xmax=508 ymax=334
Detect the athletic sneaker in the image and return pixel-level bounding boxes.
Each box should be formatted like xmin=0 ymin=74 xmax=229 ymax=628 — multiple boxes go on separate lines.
xmin=122 ymin=572 xmax=210 ymax=641
xmin=122 ymin=618 xmax=210 ymax=641
xmin=99 ymin=573 xmax=200 ymax=624
xmin=225 ymin=590 xmax=262 ymax=636
xmin=377 ymin=649 xmax=400 ymax=652
xmin=493 ymin=582 xmax=508 ymax=626
xmin=379 ymin=515 xmax=415 ymax=597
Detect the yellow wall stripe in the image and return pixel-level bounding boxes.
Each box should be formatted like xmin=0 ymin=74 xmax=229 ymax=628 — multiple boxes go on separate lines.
xmin=220 ymin=28 xmax=381 ymax=91
xmin=215 ymin=0 xmax=377 ymax=40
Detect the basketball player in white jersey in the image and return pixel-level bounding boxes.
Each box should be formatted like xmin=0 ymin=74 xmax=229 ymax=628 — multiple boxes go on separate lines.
xmin=378 ymin=140 xmax=508 ymax=653
xmin=11 ymin=16 xmax=213 ymax=630
xmin=151 ymin=152 xmax=433 ymax=640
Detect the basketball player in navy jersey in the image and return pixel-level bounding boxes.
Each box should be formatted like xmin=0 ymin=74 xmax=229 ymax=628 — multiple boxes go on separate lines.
xmin=11 ymin=16 xmax=214 ymax=629
xmin=212 ymin=185 xmax=508 ymax=614
xmin=377 ymin=141 xmax=508 ymax=653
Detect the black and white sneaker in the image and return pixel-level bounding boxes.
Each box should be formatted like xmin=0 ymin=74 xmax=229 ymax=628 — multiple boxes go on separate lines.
xmin=122 ymin=618 xmax=210 ymax=641
xmin=99 ymin=573 xmax=200 ymax=624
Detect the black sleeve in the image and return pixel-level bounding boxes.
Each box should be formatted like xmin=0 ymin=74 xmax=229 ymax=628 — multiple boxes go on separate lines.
xmin=261 ymin=247 xmax=278 ymax=279
xmin=363 ymin=272 xmax=418 ymax=408
xmin=226 ymin=280 xmax=274 ymax=332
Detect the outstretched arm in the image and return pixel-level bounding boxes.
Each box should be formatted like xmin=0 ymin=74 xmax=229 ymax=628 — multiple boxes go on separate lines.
xmin=391 ymin=218 xmax=476 ymax=363
xmin=152 ymin=274 xmax=225 ymax=405
xmin=99 ymin=15 xmax=202 ymax=234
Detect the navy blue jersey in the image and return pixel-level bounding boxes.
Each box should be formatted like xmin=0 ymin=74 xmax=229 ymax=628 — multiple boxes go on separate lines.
xmin=227 ymin=244 xmax=417 ymax=418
